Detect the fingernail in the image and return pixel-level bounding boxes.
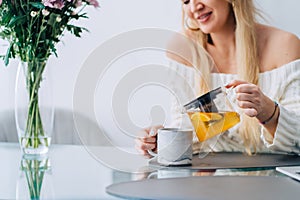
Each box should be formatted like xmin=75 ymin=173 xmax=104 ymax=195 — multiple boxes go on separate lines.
xmin=224 ymin=82 xmax=232 ymax=88
xmin=149 ymin=128 xmax=156 ymax=136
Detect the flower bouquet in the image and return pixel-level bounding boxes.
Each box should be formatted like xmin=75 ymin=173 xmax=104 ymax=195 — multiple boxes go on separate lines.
xmin=0 ymin=0 xmax=99 ymax=155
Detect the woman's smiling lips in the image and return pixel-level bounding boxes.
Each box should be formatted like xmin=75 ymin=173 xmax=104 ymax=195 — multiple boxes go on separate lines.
xmin=196 ymin=12 xmax=213 ymax=23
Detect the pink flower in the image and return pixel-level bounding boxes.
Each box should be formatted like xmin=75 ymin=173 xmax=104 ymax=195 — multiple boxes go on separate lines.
xmin=85 ymin=0 xmax=99 ymax=8
xmin=75 ymin=0 xmax=83 ymax=7
xmin=42 ymin=0 xmax=65 ymax=9
xmin=0 ymin=0 xmax=2 ymax=6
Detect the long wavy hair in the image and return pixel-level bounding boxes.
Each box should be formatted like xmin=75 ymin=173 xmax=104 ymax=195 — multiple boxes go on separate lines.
xmin=182 ymin=0 xmax=263 ymax=154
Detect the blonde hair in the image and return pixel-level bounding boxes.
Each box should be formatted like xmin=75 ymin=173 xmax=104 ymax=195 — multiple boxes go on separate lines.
xmin=182 ymin=0 xmax=262 ymax=154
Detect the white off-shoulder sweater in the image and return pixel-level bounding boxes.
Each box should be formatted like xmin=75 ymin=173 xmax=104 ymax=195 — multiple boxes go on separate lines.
xmin=168 ymin=59 xmax=300 ymax=154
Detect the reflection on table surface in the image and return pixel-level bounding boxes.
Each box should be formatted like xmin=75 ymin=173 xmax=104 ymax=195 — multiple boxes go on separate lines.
xmin=0 ymin=142 xmax=291 ymax=199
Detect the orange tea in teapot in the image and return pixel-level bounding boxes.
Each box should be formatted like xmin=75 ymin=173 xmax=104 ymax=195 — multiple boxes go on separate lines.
xmin=187 ymin=111 xmax=240 ymax=142
xmin=184 ymin=87 xmax=241 ymax=142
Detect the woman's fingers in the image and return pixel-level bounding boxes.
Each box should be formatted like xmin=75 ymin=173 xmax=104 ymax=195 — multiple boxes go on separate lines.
xmin=139 ymin=136 xmax=156 ymax=143
xmin=135 ymin=125 xmax=163 ymax=158
xmin=237 ymin=100 xmax=258 ymax=117
xmin=225 ymin=80 xmax=248 ymax=88
xmin=235 ymin=83 xmax=260 ymax=95
xmin=237 ymin=100 xmax=254 ymax=109
xmin=135 ymin=138 xmax=156 ymax=150
xmin=226 ymin=80 xmax=265 ymax=118
xmin=242 ymin=108 xmax=258 ymax=117
xmin=142 ymin=125 xmax=163 ymax=136
xmin=134 ymin=144 xmax=153 ymax=158
xmin=236 ymin=93 xmax=257 ymax=103
xmin=135 ymin=137 xmax=156 ymax=158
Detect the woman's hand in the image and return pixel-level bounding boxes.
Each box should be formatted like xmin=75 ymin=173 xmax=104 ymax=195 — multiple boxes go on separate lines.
xmin=226 ymin=80 xmax=275 ymax=122
xmin=135 ymin=125 xmax=164 ymax=158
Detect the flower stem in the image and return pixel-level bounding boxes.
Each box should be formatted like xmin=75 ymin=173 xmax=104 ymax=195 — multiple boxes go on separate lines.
xmin=23 ymin=61 xmax=47 ymax=150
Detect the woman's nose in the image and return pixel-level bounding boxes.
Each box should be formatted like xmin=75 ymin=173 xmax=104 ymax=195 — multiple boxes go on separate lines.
xmin=190 ymin=0 xmax=204 ymax=13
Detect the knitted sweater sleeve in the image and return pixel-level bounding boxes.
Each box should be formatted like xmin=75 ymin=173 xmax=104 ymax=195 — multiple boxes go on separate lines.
xmin=261 ymin=60 xmax=300 ymax=154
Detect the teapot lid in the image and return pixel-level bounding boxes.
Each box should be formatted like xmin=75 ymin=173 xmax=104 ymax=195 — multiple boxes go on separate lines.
xmin=183 ymin=87 xmax=222 ymax=111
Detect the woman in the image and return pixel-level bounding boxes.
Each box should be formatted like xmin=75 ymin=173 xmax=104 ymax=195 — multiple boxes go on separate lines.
xmin=135 ymin=0 xmax=300 ymax=157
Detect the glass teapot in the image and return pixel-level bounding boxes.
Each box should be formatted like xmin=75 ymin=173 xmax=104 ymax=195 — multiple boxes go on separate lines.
xmin=183 ymin=86 xmax=240 ymax=142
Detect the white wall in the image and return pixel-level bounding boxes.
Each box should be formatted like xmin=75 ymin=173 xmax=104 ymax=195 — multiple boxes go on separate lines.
xmin=0 ymin=0 xmax=182 ymax=110
xmin=255 ymin=0 xmax=300 ymax=35
xmin=0 ymin=0 xmax=299 ymax=147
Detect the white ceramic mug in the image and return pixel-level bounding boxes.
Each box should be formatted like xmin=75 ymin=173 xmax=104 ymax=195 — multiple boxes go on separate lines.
xmin=148 ymin=128 xmax=193 ymax=166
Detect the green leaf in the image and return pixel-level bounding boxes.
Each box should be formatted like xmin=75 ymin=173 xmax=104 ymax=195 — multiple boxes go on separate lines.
xmin=1 ymin=10 xmax=14 ymax=25
xmin=66 ymin=25 xmax=88 ymax=37
xmin=78 ymin=13 xmax=89 ymax=19
xmin=29 ymin=2 xmax=45 ymax=9
xmin=49 ymin=42 xmax=58 ymax=57
xmin=4 ymin=42 xmax=13 ymax=66
xmin=8 ymin=15 xmax=27 ymax=28
xmin=0 ymin=29 xmax=11 ymax=39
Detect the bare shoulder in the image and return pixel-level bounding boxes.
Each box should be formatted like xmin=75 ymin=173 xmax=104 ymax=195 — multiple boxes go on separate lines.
xmin=259 ymin=25 xmax=300 ymax=67
xmin=166 ymin=31 xmax=194 ymax=67
xmin=273 ymin=28 xmax=300 ymax=63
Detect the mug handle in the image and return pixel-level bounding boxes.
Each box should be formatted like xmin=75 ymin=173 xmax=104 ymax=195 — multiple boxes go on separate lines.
xmin=147 ymin=149 xmax=157 ymax=157
xmin=147 ymin=128 xmax=157 ymax=157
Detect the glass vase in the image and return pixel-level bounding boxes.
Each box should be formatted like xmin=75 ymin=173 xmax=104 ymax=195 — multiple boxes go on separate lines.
xmin=15 ymin=61 xmax=54 ymax=157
